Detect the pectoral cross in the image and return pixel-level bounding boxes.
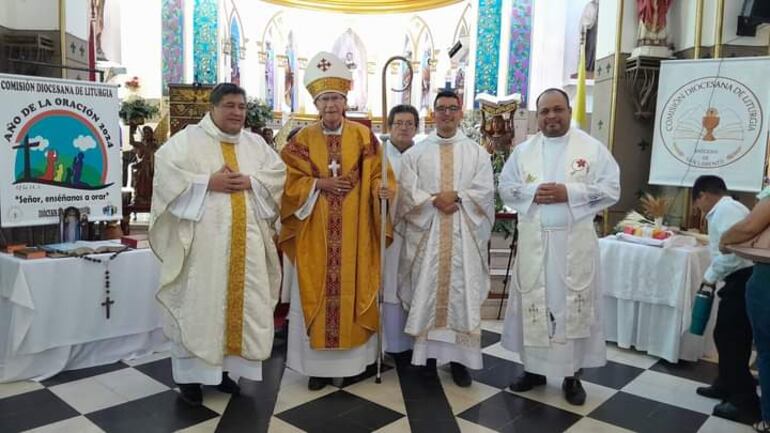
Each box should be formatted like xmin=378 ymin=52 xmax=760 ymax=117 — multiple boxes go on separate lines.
xmin=102 ymin=296 xmax=114 ymax=319
xmin=527 ymin=304 xmax=540 ymax=324
xmin=328 ymin=159 xmax=340 ymax=177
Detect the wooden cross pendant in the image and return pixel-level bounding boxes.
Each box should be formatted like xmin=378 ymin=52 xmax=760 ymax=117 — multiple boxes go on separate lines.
xmin=102 ymin=296 xmax=115 ymax=319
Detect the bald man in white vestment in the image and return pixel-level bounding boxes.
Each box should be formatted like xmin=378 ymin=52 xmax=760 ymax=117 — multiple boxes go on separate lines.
xmin=499 ymin=88 xmax=619 ymax=405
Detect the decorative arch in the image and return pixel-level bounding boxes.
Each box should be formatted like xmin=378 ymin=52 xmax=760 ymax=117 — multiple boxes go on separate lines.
xmin=399 ymin=34 xmax=415 ymax=105
xmin=261 ymin=12 xmax=287 ymax=52
xmin=332 ymin=28 xmax=368 ymax=112
xmin=409 ymin=16 xmax=435 ymax=60
xmin=228 ymin=4 xmax=244 ymax=84
xmin=411 ymin=17 xmax=435 ymax=110
xmin=451 ymin=2 xmax=473 ymax=106
xmin=452 ymin=3 xmax=472 ymax=45
xmin=262 ymin=12 xmax=288 ymax=110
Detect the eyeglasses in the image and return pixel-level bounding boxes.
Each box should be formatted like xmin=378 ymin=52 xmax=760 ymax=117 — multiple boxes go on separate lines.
xmin=435 ymin=106 xmax=460 ymax=114
xmin=393 ymin=121 xmax=415 ymax=128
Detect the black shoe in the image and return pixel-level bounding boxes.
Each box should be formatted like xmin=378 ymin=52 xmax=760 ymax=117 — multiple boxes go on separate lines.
xmin=509 ymin=372 xmax=546 ymax=392
xmin=562 ymin=378 xmax=586 ymax=406
xmin=216 ymin=372 xmax=240 ymax=395
xmin=308 ymin=376 xmax=331 ymax=391
xmin=696 ymin=385 xmax=728 ymax=400
xmin=421 ymin=359 xmax=438 ymax=378
xmin=450 ymin=362 xmax=472 ymax=387
xmin=177 ymin=383 xmax=203 ymax=406
xmin=713 ymin=400 xmax=761 ymax=424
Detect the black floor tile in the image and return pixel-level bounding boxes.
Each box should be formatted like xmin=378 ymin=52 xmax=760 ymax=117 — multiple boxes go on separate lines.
xmin=133 ymin=357 xmax=175 ymax=388
xmin=396 ymin=359 xmax=458 ymax=431
xmin=589 ymin=391 xmax=709 ymax=433
xmin=337 ymin=361 xmax=394 ymax=388
xmin=408 ymin=419 xmax=461 ymax=433
xmin=276 ymin=390 xmax=403 ymax=433
xmin=650 ymin=359 xmax=719 ymax=385
xmin=459 ymin=391 xmax=581 ymax=433
xmin=86 ymin=390 xmax=219 ymax=433
xmin=581 ymin=360 xmax=646 ymax=389
xmin=481 ymin=329 xmax=501 ymax=348
xmin=216 ymin=343 xmax=288 ymax=433
xmin=470 ymin=354 xmax=526 ymax=389
xmin=0 ymin=389 xmax=79 ymax=433
xmin=41 ymin=361 xmax=130 ymax=387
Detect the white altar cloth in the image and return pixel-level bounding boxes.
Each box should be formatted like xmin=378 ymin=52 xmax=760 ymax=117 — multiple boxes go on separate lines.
xmin=0 ymin=249 xmax=167 ymax=382
xmin=599 ymin=237 xmax=716 ymax=363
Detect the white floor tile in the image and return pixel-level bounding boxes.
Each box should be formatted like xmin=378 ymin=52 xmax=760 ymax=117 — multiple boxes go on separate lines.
xmin=481 ymin=320 xmax=504 ymax=334
xmin=344 ymin=369 xmax=407 ymax=415
xmin=48 ymin=378 xmax=128 ymax=414
xmin=268 ymin=417 xmax=307 ymax=433
xmin=174 ymin=417 xmax=220 ymax=433
xmin=606 ymin=344 xmax=660 ymax=370
xmin=456 ymin=417 xmax=500 ymax=433
xmin=201 ymin=389 xmax=232 ymax=415
xmin=505 ymin=377 xmax=617 ymax=416
xmin=436 ymin=369 xmax=501 ymax=415
xmin=23 ymin=416 xmax=105 ymax=433
xmin=482 ymin=342 xmax=521 ymax=363
xmin=0 ymin=380 xmax=43 ymax=399
xmin=621 ymin=370 xmax=717 ymax=415
xmin=122 ymin=351 xmax=171 ymax=367
xmin=93 ymin=368 xmax=168 ymax=401
xmin=272 ymin=369 xmax=336 ymax=414
xmin=564 ymin=417 xmax=635 ymax=433
xmin=373 ymin=417 xmax=411 ymax=433
xmin=696 ymin=416 xmax=755 ymax=433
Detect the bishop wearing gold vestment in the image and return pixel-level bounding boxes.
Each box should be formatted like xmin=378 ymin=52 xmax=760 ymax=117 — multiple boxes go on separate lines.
xmin=279 ymin=51 xmax=396 ymax=390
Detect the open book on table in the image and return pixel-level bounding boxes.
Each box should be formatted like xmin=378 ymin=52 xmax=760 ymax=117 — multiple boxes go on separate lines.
xmin=41 ymin=241 xmax=128 ymax=257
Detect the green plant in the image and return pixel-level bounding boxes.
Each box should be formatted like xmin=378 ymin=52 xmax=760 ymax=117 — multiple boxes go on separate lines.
xmin=119 ymin=97 xmax=159 ymax=125
xmin=246 ymin=98 xmax=273 ymax=130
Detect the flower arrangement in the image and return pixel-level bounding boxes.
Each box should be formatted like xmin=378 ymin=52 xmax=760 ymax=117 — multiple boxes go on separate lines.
xmin=124 ymin=76 xmax=140 ymax=92
xmin=119 ymin=96 xmax=159 ymax=126
xmin=246 ymin=98 xmax=274 ymax=131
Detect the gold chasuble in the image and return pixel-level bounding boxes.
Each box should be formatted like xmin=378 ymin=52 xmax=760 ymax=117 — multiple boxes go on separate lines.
xmin=220 ymin=142 xmax=247 ymax=356
xmin=280 ymin=120 xmax=394 ymax=350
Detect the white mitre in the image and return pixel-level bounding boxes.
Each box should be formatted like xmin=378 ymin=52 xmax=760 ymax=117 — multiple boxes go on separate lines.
xmin=303 ymin=52 xmax=352 ymax=101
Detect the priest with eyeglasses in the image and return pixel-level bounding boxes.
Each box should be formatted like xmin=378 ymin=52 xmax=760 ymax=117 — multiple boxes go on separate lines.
xmin=396 ymin=89 xmax=495 ymax=387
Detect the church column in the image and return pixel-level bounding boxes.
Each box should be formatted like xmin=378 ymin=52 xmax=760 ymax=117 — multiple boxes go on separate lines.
xmin=473 ymin=0 xmax=503 ymax=102
xmin=592 ymin=0 xmax=647 ymax=230
xmin=184 ymin=0 xmax=194 ymax=83
xmin=162 ymin=0 xmax=185 ymax=94
xmin=506 ymin=0 xmax=533 ymax=105
xmin=496 ymin=0 xmax=513 ymax=98
xmin=192 ymin=0 xmax=218 ymax=84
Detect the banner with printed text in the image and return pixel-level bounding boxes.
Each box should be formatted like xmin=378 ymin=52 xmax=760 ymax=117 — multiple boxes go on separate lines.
xmin=0 ymin=73 xmax=122 ymax=227
xmin=649 ymin=57 xmax=770 ymax=192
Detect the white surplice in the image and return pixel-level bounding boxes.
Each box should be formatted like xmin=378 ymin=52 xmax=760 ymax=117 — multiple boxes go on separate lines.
xmin=284 ymin=125 xmax=377 ymax=378
xmin=396 ymin=131 xmax=494 ymax=369
xmin=498 ymin=127 xmax=620 ymax=377
xmin=150 ymin=114 xmax=285 ymax=384
xmin=382 ymin=140 xmax=415 ymax=354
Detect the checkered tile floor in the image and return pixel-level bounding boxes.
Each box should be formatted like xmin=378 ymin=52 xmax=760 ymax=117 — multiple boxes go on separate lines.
xmin=0 ymin=322 xmax=756 ymax=433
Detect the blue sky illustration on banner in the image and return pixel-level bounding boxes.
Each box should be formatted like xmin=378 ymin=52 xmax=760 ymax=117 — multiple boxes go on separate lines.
xmin=13 ymin=112 xmax=110 ymax=190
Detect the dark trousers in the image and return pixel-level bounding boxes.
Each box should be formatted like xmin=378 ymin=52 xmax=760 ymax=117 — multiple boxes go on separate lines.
xmin=713 ymin=266 xmax=756 ymax=400
xmin=746 ymin=263 xmax=770 ymax=421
